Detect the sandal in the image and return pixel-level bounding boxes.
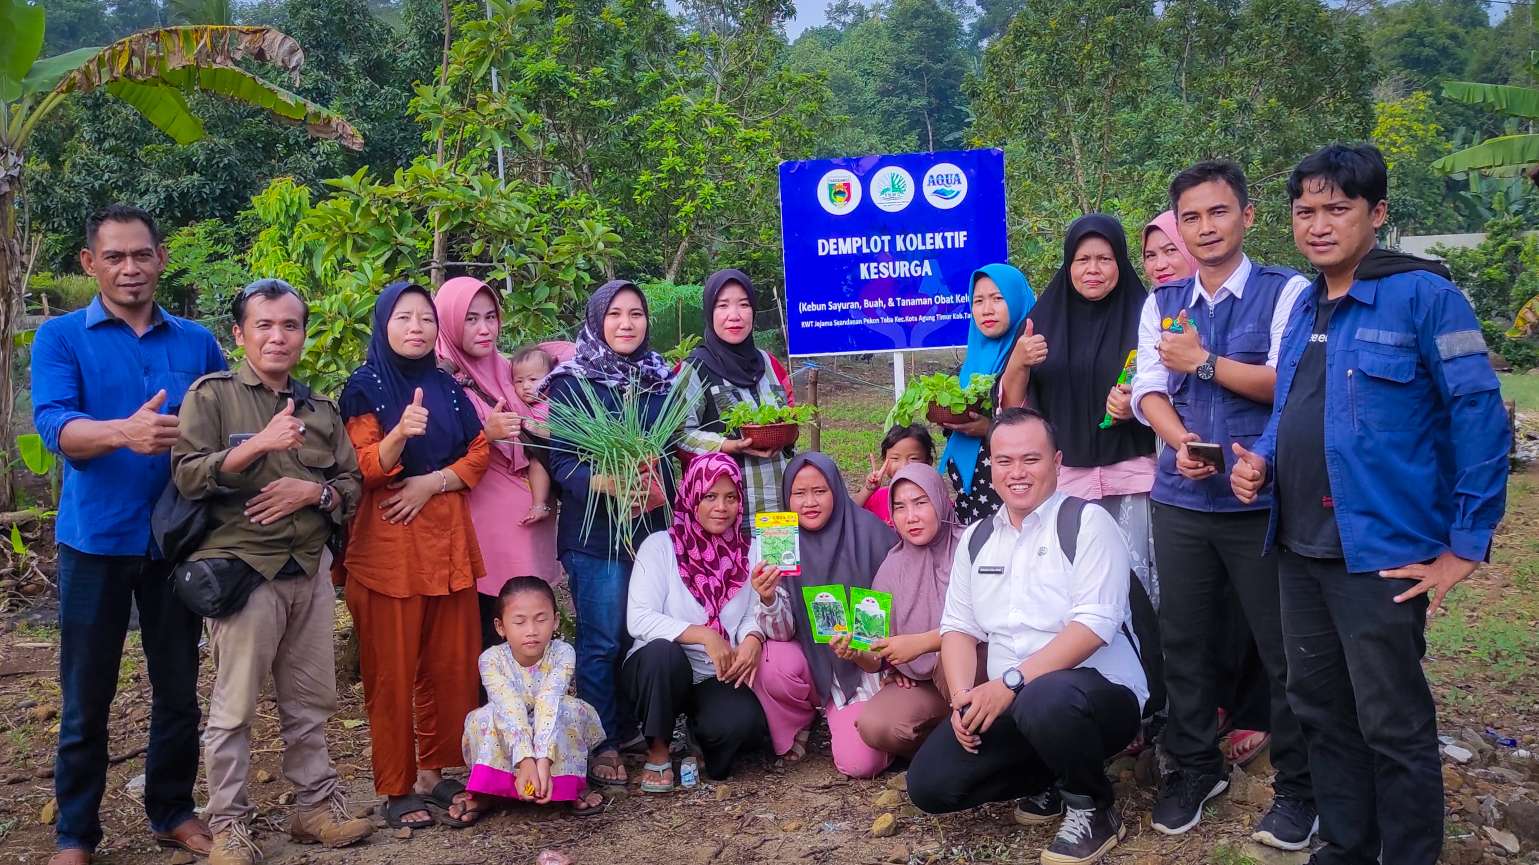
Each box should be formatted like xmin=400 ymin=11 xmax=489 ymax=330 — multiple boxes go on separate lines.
xmin=777 ymin=728 xmax=811 ymax=767
xmin=385 ymin=795 xmax=436 ymax=830
xmin=433 ymin=791 xmax=489 ymax=829
xmin=570 ymin=790 xmax=611 ymax=817
xmin=586 ymin=750 xmax=628 ymax=786
xmin=422 ymin=778 xmax=467 ymax=809
xmin=1222 ymin=729 xmax=1272 ymax=767
xmin=639 ymin=761 xmax=674 ymax=794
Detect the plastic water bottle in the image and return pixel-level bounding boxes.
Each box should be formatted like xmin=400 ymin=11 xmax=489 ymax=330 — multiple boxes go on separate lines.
xmin=679 ymin=755 xmax=699 ymax=789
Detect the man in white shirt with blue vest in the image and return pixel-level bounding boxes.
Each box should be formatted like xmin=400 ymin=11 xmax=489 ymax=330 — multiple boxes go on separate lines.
xmin=908 ymin=408 xmax=1146 ymax=865
xmin=1131 ymin=160 xmax=1317 ymax=849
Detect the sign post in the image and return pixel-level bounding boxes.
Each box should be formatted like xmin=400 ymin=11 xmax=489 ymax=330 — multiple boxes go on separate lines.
xmin=777 ymin=149 xmax=1008 ymax=399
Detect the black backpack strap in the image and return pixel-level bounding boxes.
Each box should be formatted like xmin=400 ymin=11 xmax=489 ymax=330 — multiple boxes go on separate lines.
xmin=965 ymin=516 xmax=995 ymax=562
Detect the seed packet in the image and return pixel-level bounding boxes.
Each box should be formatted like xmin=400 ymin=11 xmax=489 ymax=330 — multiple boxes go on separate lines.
xmin=849 ymin=587 xmax=892 ymax=650
xmin=801 ymin=584 xmax=849 ymax=644
xmin=753 ymin=511 xmax=801 ymax=576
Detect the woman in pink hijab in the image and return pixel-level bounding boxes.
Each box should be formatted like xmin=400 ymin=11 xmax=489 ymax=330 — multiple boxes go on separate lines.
xmin=435 ymin=277 xmax=561 ymax=649
xmin=1140 ymin=211 xmax=1199 ymax=285
xmin=1141 ymin=212 xmax=1271 ymax=768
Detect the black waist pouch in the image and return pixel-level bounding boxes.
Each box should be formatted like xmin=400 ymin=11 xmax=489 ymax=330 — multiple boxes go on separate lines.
xmin=172 ymin=557 xmax=264 ymax=619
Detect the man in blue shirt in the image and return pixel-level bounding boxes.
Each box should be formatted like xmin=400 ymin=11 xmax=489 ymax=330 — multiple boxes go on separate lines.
xmin=31 ymin=204 xmax=226 ymax=865
xmin=1232 ymin=144 xmax=1508 ymax=865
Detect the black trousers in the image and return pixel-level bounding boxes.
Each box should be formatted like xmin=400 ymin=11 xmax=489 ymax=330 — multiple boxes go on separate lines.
xmin=908 ymin=668 xmax=1140 ymax=813
xmin=1151 ymin=503 xmax=1310 ymax=800
xmin=1279 ymin=550 xmax=1440 ymax=865
xmin=620 ymin=639 xmax=770 ymax=780
xmin=1214 ymin=584 xmax=1271 ymax=732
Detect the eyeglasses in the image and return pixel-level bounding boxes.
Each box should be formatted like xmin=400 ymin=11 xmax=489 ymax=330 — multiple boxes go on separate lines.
xmin=240 ymin=278 xmax=303 ymax=300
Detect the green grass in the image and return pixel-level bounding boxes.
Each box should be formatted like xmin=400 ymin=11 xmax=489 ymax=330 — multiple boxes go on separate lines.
xmin=1208 ymin=844 xmax=1261 ymax=865
xmin=808 ymin=392 xmax=893 ymax=486
xmin=1500 ymin=372 xmax=1539 ymax=412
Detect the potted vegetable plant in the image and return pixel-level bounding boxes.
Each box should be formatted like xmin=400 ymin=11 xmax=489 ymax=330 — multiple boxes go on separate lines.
xmin=721 ymin=401 xmax=814 ymax=452
xmin=884 ymin=373 xmax=996 ymax=428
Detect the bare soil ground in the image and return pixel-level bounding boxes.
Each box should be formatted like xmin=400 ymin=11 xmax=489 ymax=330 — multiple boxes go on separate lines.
xmin=2 ymin=363 xmax=1537 ymax=865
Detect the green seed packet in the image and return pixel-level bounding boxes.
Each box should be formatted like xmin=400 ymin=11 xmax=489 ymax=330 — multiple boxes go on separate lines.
xmin=753 ymin=511 xmax=801 ymax=576
xmin=849 ymin=587 xmax=892 ymax=650
xmin=801 ymin=584 xmax=849 ymax=644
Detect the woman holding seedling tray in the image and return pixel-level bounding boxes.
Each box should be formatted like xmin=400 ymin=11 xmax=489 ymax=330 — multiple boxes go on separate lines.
xmin=936 ymin=263 xmax=1035 ymax=523
xmin=540 ymin=280 xmax=688 ymax=788
xmin=675 ymin=269 xmax=803 ymax=527
xmin=750 ymin=453 xmax=898 ymax=778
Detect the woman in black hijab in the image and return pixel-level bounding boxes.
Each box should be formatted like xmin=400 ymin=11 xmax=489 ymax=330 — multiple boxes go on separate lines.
xmin=1000 ymin=214 xmax=1160 ymax=603
xmin=676 ymin=269 xmax=797 ymax=526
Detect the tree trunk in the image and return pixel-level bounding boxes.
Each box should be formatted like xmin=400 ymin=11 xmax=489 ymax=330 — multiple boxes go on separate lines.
xmin=664 ymin=236 xmax=691 ymax=284
xmin=0 ymin=166 xmax=24 ymax=509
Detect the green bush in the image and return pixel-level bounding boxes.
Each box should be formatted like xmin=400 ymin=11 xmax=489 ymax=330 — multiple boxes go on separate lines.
xmin=27 ymin=272 xmax=97 ymax=312
xmin=161 ymin=220 xmax=253 ymax=320
xmin=1484 ymin=321 xmax=1539 ymax=371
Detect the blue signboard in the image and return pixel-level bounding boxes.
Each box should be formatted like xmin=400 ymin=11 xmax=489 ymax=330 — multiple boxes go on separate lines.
xmin=777 ymin=148 xmax=1008 ymax=357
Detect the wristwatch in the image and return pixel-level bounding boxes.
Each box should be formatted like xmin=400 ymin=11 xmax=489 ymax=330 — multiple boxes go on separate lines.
xmin=1196 ymin=352 xmax=1217 ymax=382
xmin=318 ymin=483 xmax=335 ymax=512
xmin=1002 ymin=667 xmax=1025 ymax=694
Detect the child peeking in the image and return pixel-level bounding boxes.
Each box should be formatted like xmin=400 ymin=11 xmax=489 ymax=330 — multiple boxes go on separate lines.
xmin=461 ymin=577 xmax=607 ymax=815
xmin=852 ymin=424 xmax=935 ymax=525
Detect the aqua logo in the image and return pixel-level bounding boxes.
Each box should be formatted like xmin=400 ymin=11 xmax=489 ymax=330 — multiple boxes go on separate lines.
xmin=923 ymin=162 xmax=968 ymax=210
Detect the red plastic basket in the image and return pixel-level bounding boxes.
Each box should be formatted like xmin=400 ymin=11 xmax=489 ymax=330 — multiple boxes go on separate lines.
xmin=926 ymin=402 xmax=983 ymax=426
xmin=741 ymin=422 xmax=800 ymax=451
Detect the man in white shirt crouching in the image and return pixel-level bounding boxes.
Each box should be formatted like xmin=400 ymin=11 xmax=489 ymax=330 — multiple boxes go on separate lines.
xmin=908 ymin=408 xmax=1147 ymax=865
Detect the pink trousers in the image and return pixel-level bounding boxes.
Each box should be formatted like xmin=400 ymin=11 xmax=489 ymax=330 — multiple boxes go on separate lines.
xmin=752 ymin=639 xmax=893 ymax=779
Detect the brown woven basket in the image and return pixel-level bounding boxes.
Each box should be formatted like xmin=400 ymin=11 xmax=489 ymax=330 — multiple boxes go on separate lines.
xmin=926 ymin=402 xmax=984 ymax=426
xmin=741 ymin=422 xmax=800 ymax=451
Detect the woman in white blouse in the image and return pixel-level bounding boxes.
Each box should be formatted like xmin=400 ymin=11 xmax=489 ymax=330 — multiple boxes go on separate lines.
xmin=621 ymin=453 xmax=792 ymax=793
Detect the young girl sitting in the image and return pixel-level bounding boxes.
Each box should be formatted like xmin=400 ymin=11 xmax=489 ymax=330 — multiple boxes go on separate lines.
xmin=852 ymin=424 xmax=935 ymax=525
xmin=461 ymin=577 xmax=607 ymax=815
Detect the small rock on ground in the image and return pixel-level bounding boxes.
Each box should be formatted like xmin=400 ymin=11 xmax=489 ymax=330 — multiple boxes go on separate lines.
xmin=873 ymin=789 xmax=904 ymax=808
xmin=870 ymin=813 xmax=897 ymax=837
xmin=1236 ymin=841 xmax=1311 ymax=864
xmin=1484 ymin=826 xmax=1521 ymax=855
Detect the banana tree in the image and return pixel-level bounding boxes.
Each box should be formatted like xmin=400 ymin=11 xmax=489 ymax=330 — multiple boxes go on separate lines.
xmin=1431 ymin=81 xmax=1539 ymax=183
xmin=0 ymin=0 xmax=362 ymax=506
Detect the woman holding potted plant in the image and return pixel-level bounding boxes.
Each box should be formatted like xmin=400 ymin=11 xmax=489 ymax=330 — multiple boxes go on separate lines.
xmin=542 ymin=280 xmax=679 ymax=788
xmin=676 ymin=269 xmax=798 ymax=525
xmin=433 ymin=276 xmax=560 ymax=649
xmin=940 ymin=264 xmax=1035 ymax=523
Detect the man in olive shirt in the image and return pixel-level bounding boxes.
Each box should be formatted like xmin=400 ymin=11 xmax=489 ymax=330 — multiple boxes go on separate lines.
xmin=171 ymin=280 xmax=371 ymax=864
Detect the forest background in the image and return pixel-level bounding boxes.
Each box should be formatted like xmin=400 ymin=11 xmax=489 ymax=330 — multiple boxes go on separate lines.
xmin=15 ymin=0 xmax=1539 ymax=398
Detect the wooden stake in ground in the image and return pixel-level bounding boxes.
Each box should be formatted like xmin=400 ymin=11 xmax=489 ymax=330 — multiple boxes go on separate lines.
xmin=808 ymin=368 xmax=820 ymax=452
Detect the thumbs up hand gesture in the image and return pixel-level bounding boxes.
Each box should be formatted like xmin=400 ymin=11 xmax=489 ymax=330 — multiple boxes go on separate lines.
xmin=120 ymin=389 xmax=181 ymax=455
xmin=250 ymin=397 xmax=305 ymax=454
xmin=1158 ymin=308 xmax=1208 ymax=374
xmin=1229 ymin=442 xmax=1267 ymax=504
xmin=397 ymin=387 xmax=430 ymax=438
xmin=1010 ymin=317 xmax=1048 ymax=369
xmin=482 ymin=398 xmax=523 ymax=443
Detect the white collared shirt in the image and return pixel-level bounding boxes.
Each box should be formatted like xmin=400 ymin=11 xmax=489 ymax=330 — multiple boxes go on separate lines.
xmin=940 ymin=492 xmax=1149 ymax=709
xmin=1130 ymin=254 xmax=1310 ymax=425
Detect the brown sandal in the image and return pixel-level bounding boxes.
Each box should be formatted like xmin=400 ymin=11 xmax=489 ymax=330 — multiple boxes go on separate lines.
xmin=153 ymin=817 xmax=214 ymax=855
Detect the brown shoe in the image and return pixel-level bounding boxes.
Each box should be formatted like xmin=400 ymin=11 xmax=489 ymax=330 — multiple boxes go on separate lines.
xmin=154 ymin=816 xmax=214 ymax=856
xmin=289 ymin=793 xmax=374 ymax=848
xmin=208 ymin=822 xmax=262 ymax=865
xmin=47 ymin=850 xmax=91 ymax=865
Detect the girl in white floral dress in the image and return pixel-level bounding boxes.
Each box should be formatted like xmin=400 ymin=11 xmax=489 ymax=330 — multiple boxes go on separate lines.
xmin=461 ymin=577 xmax=607 ymax=814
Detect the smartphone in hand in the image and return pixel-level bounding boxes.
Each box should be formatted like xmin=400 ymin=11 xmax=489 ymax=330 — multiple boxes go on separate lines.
xmin=1187 ymin=441 xmax=1225 ymax=471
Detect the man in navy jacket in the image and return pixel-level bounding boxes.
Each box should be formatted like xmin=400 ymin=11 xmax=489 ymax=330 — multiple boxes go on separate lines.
xmin=1233 ymin=143 xmax=1508 ymax=865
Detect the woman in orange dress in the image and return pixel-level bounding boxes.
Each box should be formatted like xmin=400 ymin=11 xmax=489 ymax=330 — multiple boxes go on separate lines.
xmin=337 ymin=281 xmax=490 ymax=830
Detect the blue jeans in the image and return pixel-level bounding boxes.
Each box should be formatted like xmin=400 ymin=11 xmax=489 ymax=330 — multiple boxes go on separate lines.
xmin=55 ymin=546 xmax=202 ymax=852
xmin=560 ymin=550 xmax=635 ymax=752
xmin=1279 ymin=549 xmax=1439 ymax=865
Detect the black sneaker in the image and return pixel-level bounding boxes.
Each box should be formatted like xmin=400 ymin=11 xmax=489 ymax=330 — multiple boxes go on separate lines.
xmin=1251 ymin=794 xmax=1319 ymax=851
xmin=1039 ymin=792 xmax=1125 ymax=865
xmin=1013 ymin=788 xmax=1064 ymax=826
xmin=1151 ymin=769 xmax=1228 ymax=835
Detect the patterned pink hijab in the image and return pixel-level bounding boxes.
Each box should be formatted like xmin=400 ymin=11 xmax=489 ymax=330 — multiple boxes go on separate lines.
xmin=1142 ymin=210 xmax=1199 ymax=284
xmin=671 ymin=453 xmax=750 ymax=637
